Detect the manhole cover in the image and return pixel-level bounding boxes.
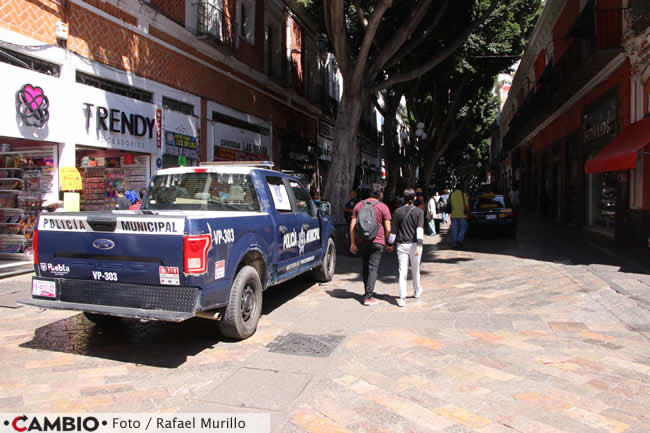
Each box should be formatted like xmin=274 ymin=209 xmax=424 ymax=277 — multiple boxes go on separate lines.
xmin=267 ymin=333 xmax=344 ymax=357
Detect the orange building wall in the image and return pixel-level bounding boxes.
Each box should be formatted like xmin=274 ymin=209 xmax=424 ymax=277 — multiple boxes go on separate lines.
xmin=150 ymin=0 xmax=185 ymax=26
xmin=0 ymin=0 xmax=64 ymax=44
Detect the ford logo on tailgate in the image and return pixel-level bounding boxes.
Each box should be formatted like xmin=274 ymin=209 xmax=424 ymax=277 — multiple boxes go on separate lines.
xmin=92 ymin=239 xmax=115 ymax=250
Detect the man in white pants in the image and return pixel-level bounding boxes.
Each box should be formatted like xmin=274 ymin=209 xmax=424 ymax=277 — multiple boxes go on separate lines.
xmin=387 ymin=188 xmax=425 ymax=307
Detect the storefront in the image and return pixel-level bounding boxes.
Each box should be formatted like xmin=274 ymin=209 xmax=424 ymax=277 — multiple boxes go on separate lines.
xmin=207 ymin=101 xmax=271 ymax=163
xmin=0 ymin=63 xmax=66 ymax=261
xmin=316 ymin=120 xmax=334 ymax=192
xmin=582 ymin=89 xmax=620 ymax=236
xmin=163 ymin=108 xmax=200 ymax=168
xmin=73 ymin=86 xmax=160 ymax=210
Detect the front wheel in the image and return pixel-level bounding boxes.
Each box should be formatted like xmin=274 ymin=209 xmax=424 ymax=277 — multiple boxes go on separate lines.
xmin=313 ymin=238 xmax=336 ymax=282
xmin=218 ymin=265 xmax=263 ymax=340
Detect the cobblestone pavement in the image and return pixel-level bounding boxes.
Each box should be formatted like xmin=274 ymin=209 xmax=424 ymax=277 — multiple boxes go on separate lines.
xmin=1 ymin=217 xmax=649 ymax=433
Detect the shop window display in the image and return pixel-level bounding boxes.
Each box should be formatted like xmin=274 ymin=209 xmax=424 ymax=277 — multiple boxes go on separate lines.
xmin=0 ymin=148 xmax=56 ymax=258
xmin=78 ymin=153 xmax=148 ymax=211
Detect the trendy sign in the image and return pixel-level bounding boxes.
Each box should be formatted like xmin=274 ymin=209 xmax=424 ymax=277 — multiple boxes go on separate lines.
xmin=78 ymin=87 xmax=158 ymax=153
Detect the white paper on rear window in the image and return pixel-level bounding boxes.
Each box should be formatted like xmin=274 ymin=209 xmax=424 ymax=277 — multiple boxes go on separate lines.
xmin=269 ymin=183 xmax=291 ymax=211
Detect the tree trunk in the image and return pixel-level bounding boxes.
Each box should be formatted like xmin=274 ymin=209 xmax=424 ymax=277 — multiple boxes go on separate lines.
xmin=422 ymin=145 xmax=436 ymax=187
xmin=381 ymin=90 xmax=404 ymax=198
xmin=323 ymin=89 xmax=363 ymax=224
xmin=382 ymin=112 xmax=399 ymax=199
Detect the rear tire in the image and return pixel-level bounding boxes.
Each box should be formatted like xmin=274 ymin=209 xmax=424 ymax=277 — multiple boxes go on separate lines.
xmin=218 ymin=265 xmax=263 ymax=340
xmin=313 ymin=238 xmax=336 ymax=282
xmin=84 ymin=312 xmax=120 ymax=326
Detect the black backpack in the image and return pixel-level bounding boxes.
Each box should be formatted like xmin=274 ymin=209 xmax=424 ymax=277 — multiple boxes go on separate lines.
xmin=437 ymin=198 xmax=447 ymax=213
xmin=356 ymin=200 xmax=380 ymax=241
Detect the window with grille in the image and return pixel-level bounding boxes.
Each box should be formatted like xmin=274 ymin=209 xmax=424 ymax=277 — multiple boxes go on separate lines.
xmin=162 ymin=96 xmax=194 ymax=115
xmin=0 ymin=47 xmax=60 ymax=77
xmin=76 ymin=71 xmax=152 ymax=103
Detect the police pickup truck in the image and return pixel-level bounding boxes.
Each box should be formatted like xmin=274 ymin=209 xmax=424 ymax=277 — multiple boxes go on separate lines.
xmin=20 ymin=162 xmax=336 ymax=340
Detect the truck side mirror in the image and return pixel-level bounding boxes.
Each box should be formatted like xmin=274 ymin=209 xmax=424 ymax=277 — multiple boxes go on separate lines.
xmin=318 ymin=201 xmax=331 ymax=216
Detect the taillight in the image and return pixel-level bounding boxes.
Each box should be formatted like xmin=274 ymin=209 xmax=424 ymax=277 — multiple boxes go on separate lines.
xmin=32 ymin=229 xmax=39 ymax=265
xmin=183 ymin=235 xmax=211 ymax=274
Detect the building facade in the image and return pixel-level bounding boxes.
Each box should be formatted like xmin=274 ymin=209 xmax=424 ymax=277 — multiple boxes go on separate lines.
xmin=501 ymin=0 xmax=650 ymax=246
xmin=0 ymin=0 xmax=389 ymax=265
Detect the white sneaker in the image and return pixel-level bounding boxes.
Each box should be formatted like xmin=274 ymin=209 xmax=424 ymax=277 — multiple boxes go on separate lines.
xmin=397 ymin=298 xmax=406 ymax=307
xmin=414 ymin=288 xmax=423 ymax=298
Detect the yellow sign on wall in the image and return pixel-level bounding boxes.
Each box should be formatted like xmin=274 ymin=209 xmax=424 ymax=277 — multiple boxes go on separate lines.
xmin=59 ymin=167 xmax=82 ymax=191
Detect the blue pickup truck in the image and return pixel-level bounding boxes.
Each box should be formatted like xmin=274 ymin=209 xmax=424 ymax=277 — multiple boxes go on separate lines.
xmin=20 ymin=162 xmax=336 ymax=340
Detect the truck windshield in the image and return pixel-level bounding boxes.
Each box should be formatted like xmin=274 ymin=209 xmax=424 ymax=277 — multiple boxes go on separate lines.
xmin=142 ymin=172 xmax=260 ymax=211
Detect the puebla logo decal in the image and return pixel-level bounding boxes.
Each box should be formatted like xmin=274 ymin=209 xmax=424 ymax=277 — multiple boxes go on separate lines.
xmin=16 ymin=83 xmax=50 ymax=128
xmin=92 ymin=238 xmax=115 ymax=250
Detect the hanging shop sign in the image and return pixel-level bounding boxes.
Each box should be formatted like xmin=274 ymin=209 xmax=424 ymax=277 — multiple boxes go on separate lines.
xmin=156 ymin=109 xmax=162 ymax=148
xmin=16 ymin=84 xmax=50 ymax=128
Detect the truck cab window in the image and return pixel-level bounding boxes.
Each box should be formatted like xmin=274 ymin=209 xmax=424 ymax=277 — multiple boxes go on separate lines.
xmin=289 ymin=181 xmax=314 ymax=216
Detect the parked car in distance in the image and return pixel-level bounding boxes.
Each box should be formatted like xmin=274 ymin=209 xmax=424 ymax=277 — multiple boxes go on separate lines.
xmin=467 ymin=193 xmax=517 ymax=237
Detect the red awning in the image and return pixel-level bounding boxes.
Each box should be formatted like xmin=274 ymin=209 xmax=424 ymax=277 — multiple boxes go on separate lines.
xmin=585 ymin=117 xmax=650 ymax=174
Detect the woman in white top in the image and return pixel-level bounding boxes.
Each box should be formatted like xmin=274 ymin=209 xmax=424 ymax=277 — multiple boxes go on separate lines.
xmin=426 ymin=194 xmax=438 ymax=235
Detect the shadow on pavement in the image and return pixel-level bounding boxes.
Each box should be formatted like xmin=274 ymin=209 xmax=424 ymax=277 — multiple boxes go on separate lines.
xmin=19 ymin=315 xmax=224 ymax=368
xmin=19 ymin=277 xmax=321 ymax=368
xmin=454 ymin=209 xmax=649 ymax=275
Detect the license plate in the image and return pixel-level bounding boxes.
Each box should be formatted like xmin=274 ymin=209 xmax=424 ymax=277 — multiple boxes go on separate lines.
xmin=91 ymin=271 xmax=119 ymax=281
xmin=32 ymin=279 xmax=56 ymax=298
xmin=486 ymin=214 xmax=497 ymax=220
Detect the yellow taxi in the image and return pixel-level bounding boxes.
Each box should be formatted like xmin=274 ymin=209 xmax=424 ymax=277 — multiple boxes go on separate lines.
xmin=467 ymin=193 xmax=517 ymax=236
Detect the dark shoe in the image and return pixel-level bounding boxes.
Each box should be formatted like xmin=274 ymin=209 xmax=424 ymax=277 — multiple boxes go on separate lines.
xmin=363 ymin=297 xmax=378 ymax=306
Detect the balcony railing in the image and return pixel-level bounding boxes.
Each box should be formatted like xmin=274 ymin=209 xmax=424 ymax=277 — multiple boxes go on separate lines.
xmin=193 ymin=1 xmax=234 ymax=47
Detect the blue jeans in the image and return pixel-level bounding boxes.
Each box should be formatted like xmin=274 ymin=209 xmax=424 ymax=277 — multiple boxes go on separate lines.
xmin=451 ymin=218 xmax=467 ymax=246
xmin=427 ymin=218 xmax=436 ymax=235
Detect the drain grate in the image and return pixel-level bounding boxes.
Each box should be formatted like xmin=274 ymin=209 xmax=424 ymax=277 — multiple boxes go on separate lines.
xmin=267 ymin=333 xmax=345 ymax=357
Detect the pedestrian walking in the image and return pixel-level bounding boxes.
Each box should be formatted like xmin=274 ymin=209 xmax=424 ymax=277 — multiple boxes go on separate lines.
xmin=426 ymin=192 xmax=438 ymax=235
xmin=388 ymin=188 xmax=424 ymax=307
xmin=440 ymin=189 xmax=450 ymax=223
xmin=449 ymin=183 xmax=469 ymax=249
xmin=350 ymin=183 xmax=392 ymax=306
xmin=344 ymin=189 xmax=359 ymax=254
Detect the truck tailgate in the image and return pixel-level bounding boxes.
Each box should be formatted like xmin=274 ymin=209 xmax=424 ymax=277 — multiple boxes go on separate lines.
xmin=36 ymin=213 xmax=186 ymax=286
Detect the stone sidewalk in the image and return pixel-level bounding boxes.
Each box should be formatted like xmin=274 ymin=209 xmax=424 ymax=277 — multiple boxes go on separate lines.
xmin=0 ymin=221 xmax=649 ymax=433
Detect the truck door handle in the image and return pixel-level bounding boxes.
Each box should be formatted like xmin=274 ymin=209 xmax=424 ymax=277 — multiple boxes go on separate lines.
xmin=302 ymin=224 xmax=311 ymax=231
xmin=279 ymin=225 xmax=288 ymax=234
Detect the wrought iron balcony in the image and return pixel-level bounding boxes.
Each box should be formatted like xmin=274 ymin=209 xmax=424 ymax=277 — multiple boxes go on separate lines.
xmin=193 ymin=1 xmax=234 ymax=47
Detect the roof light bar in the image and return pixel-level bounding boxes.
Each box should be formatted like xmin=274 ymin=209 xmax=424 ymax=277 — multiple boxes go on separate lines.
xmin=199 ymin=161 xmax=274 ymax=169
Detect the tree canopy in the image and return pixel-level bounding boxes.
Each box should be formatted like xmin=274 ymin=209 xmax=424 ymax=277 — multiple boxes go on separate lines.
xmin=297 ymin=0 xmax=541 ymax=221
